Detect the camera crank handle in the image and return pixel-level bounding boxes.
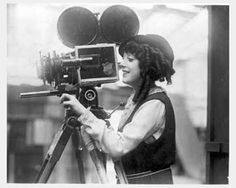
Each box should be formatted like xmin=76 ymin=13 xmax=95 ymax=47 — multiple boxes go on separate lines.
xmin=108 ymin=101 xmax=126 ymax=118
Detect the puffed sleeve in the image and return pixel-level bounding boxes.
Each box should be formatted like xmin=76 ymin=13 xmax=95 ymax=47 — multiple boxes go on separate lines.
xmin=78 ymin=100 xmax=165 ymax=158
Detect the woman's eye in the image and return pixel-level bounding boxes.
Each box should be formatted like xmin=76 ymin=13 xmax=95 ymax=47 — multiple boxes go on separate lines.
xmin=128 ymin=58 xmax=134 ymax=62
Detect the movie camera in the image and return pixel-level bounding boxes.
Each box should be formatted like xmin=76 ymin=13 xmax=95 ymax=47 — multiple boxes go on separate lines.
xmin=20 ymin=5 xmax=140 ymax=101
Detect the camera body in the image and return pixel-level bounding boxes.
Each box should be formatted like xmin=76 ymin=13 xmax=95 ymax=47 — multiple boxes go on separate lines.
xmin=75 ymin=43 xmax=119 ymax=86
xmin=39 ymin=43 xmax=119 ymax=87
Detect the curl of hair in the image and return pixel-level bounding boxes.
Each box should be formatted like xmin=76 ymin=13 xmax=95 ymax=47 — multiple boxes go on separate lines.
xmin=122 ymin=41 xmax=175 ymax=104
xmin=132 ymin=74 xmax=151 ymax=104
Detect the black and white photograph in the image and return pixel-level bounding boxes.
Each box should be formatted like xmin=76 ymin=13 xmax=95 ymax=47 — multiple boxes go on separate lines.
xmin=1 ymin=0 xmax=232 ymax=185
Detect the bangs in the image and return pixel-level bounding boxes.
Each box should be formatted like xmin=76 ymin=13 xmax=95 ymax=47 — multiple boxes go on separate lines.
xmin=121 ymin=41 xmax=143 ymax=58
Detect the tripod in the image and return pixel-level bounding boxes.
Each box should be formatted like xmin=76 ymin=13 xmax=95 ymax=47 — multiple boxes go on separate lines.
xmin=34 ymin=87 xmax=109 ymax=183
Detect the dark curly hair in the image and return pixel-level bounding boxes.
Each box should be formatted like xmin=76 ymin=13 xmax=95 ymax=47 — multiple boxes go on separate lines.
xmin=121 ymin=40 xmax=175 ymax=104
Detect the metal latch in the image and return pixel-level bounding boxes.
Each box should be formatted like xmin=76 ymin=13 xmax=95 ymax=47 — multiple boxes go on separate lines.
xmin=205 ymin=142 xmax=229 ymax=153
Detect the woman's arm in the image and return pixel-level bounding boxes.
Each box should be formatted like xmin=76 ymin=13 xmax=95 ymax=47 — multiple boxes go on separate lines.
xmin=60 ymin=93 xmax=165 ymax=158
xmin=77 ymin=100 xmax=166 ymax=158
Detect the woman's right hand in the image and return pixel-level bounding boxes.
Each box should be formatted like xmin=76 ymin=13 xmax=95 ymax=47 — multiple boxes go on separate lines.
xmin=60 ymin=93 xmax=87 ymax=116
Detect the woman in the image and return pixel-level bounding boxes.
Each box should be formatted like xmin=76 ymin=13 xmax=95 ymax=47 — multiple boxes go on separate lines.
xmin=60 ymin=34 xmax=176 ymax=184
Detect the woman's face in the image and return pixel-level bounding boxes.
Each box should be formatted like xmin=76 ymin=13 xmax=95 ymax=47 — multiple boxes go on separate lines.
xmin=119 ymin=52 xmax=141 ymax=88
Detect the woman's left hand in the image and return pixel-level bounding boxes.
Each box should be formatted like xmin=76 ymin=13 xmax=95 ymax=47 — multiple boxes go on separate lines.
xmin=60 ymin=93 xmax=87 ymax=116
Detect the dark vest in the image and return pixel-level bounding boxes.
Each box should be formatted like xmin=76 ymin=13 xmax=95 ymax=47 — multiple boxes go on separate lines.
xmin=120 ymin=92 xmax=176 ymax=175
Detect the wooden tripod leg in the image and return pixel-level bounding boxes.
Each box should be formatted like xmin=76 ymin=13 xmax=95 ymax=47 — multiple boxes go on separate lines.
xmin=71 ymin=128 xmax=85 ymax=183
xmin=35 ymin=121 xmax=74 ymax=183
xmin=81 ymin=129 xmax=109 ymax=184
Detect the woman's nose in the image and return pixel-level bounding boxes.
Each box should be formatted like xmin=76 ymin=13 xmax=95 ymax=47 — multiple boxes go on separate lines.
xmin=118 ymin=59 xmax=126 ymax=68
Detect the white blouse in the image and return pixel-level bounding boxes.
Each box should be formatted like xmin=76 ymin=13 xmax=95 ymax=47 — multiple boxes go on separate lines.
xmin=78 ymin=86 xmax=166 ymax=158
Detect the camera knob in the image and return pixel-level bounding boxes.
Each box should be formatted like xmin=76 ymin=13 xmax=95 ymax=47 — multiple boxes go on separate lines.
xmin=84 ymin=89 xmax=96 ymax=101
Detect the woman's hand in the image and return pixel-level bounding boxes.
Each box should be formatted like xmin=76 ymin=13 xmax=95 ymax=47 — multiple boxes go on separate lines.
xmin=60 ymin=93 xmax=87 ymax=116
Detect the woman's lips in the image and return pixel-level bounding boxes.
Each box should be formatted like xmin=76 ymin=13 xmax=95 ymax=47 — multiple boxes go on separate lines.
xmin=122 ymin=70 xmax=129 ymax=77
xmin=122 ymin=69 xmax=129 ymax=73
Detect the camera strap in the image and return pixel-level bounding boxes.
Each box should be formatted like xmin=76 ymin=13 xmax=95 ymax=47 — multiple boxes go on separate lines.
xmin=113 ymin=100 xmax=144 ymax=184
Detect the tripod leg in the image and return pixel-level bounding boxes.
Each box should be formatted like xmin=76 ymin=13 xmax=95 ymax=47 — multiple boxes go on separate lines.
xmin=71 ymin=127 xmax=85 ymax=183
xmin=35 ymin=123 xmax=74 ymax=183
xmin=89 ymin=149 xmax=109 ymax=183
xmin=81 ymin=130 xmax=109 ymax=183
